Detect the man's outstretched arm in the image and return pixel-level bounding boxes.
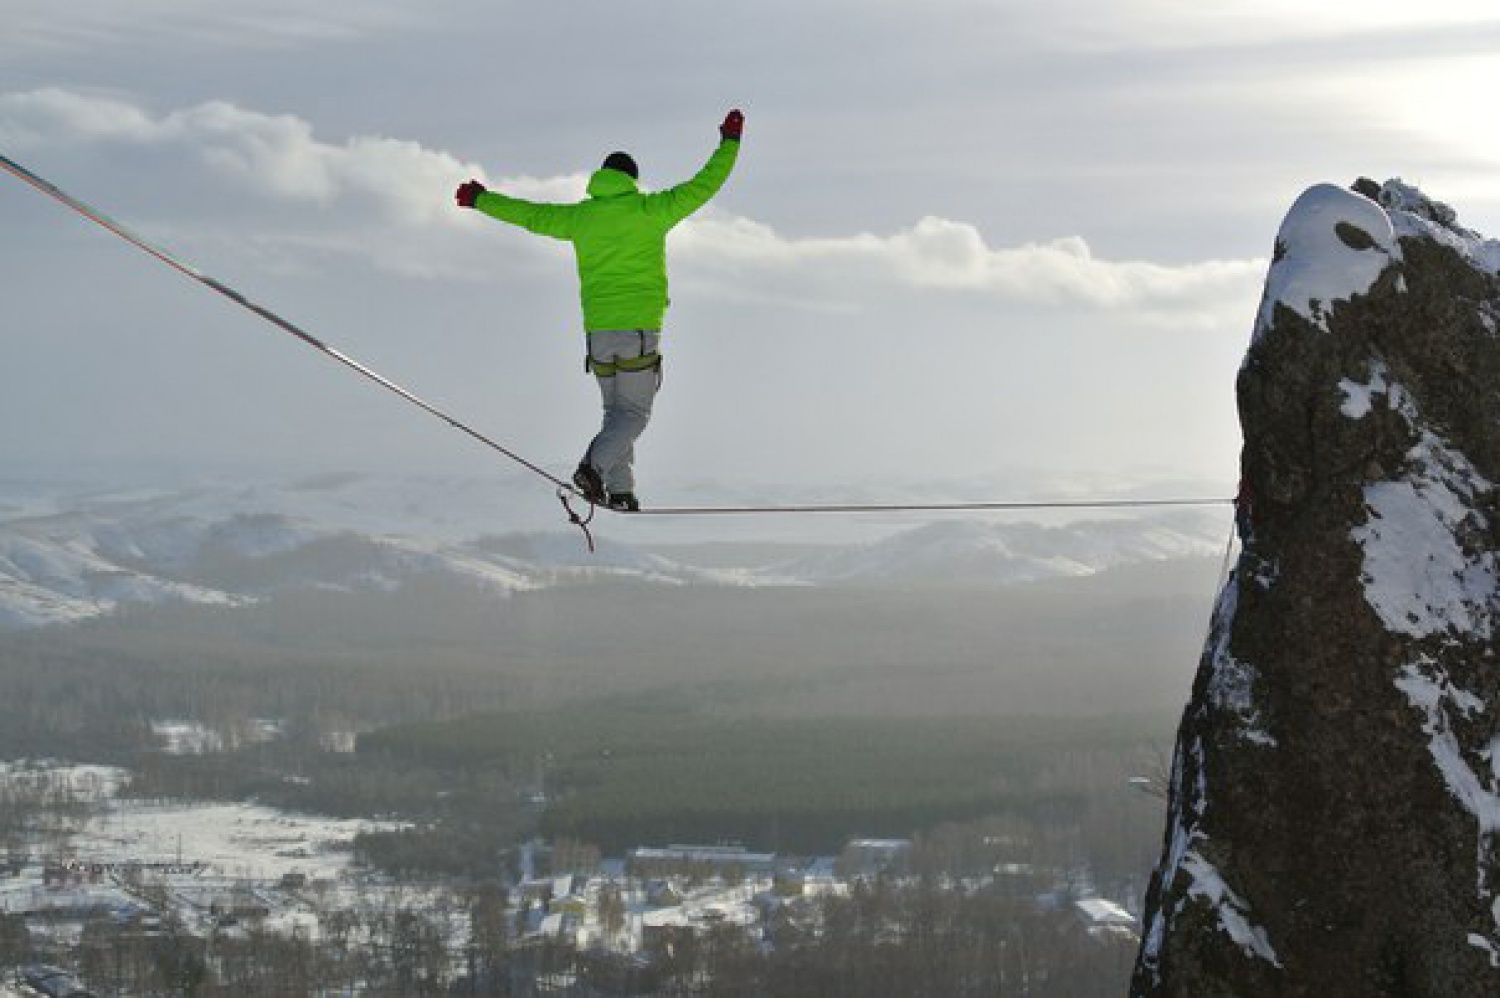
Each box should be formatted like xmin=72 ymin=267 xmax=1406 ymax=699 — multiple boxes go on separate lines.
xmin=648 ymin=109 xmax=744 ymax=226
xmin=456 ymin=179 xmax=578 ymax=240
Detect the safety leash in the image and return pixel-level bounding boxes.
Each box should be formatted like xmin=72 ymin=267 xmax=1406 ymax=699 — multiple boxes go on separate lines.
xmin=557 ymin=490 xmax=597 ymax=553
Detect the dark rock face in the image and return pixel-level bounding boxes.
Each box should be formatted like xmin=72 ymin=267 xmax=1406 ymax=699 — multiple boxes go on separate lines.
xmin=1133 ymin=181 xmax=1500 ymax=996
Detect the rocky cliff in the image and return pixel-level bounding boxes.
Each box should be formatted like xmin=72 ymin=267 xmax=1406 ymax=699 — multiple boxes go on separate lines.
xmin=1134 ymin=180 xmax=1500 ymax=996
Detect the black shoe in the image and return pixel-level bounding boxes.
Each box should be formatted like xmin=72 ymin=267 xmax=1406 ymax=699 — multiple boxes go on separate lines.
xmin=607 ymin=491 xmax=640 ymax=512
xmin=572 ymin=464 xmax=607 ymax=505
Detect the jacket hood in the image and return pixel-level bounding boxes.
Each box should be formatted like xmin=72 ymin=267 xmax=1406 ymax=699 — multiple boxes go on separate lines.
xmin=587 ymin=168 xmax=640 ymax=199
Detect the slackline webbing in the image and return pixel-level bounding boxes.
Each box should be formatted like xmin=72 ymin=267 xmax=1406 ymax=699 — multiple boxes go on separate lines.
xmin=2 ymin=151 xmax=1233 ymax=548
xmin=626 ymin=498 xmax=1229 ymax=515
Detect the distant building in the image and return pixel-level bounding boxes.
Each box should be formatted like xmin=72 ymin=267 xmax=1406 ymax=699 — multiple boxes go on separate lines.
xmin=839 ymin=838 xmax=912 ymax=876
xmin=627 ymin=844 xmax=776 ymax=877
xmin=1073 ymin=896 xmax=1139 ymax=943
xmin=6 ymin=885 xmax=130 ymax=919
xmin=639 ymin=895 xmax=760 ymax=957
xmin=775 ymin=857 xmax=849 ymax=898
xmin=22 ymin=964 xmax=98 ymax=998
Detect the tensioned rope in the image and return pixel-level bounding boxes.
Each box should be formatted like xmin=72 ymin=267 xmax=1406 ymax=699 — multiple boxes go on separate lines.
xmin=1 ymin=152 xmax=1232 ymax=549
xmin=632 ymin=498 xmax=1228 ymax=515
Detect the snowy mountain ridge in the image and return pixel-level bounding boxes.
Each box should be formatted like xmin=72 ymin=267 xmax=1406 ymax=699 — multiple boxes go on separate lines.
xmin=0 ymin=474 xmax=1230 ymax=629
xmin=782 ymin=515 xmax=1225 ymax=587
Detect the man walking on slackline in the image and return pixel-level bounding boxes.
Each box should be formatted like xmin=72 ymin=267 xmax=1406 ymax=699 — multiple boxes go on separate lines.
xmin=455 ymin=109 xmax=744 ymax=512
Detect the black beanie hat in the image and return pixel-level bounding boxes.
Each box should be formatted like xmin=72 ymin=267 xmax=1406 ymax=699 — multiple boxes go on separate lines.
xmin=602 ymin=151 xmax=638 ymax=179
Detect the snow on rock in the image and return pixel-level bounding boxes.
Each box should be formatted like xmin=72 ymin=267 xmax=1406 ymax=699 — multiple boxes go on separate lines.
xmin=1394 ymin=658 xmax=1500 ymax=838
xmin=1178 ymin=850 xmax=1281 ymax=968
xmin=1337 ymin=358 xmax=1397 ymax=419
xmin=1201 ymin=580 xmax=1274 ymax=748
xmin=1346 ymin=366 xmax=1500 ymax=640
xmin=1254 ymin=183 xmax=1399 ymax=338
xmin=1137 ymin=726 xmax=1282 ymax=988
xmin=1381 ymin=178 xmax=1500 ymax=275
xmin=1394 ymin=655 xmax=1500 ymax=947
xmin=1355 ymin=442 xmax=1500 ymax=641
xmin=1137 ymin=579 xmax=1280 ymax=991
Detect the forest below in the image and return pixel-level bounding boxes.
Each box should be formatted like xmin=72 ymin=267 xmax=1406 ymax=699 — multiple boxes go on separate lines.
xmin=0 ymin=556 xmax=1214 ymax=886
xmin=0 ymin=553 xmax=1220 ymax=745
xmin=363 ymin=707 xmax=1170 ymax=866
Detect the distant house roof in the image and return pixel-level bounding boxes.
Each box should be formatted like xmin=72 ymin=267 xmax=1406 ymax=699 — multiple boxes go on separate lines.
xmin=641 ymin=900 xmax=758 ymax=931
xmin=629 ymin=845 xmax=775 ymax=869
xmin=846 ymin=838 xmax=912 ymax=851
xmin=1074 ymin=896 xmax=1137 ymax=927
xmin=6 ymin=885 xmax=130 ymax=917
xmin=23 ymin=964 xmax=96 ymax=998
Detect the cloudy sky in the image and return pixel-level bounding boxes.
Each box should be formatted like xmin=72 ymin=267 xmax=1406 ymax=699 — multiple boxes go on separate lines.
xmin=4 ymin=1 xmax=1499 ymax=520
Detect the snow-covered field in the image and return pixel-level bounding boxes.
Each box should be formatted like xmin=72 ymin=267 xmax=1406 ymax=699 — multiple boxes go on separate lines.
xmin=1 ymin=761 xmax=423 ymax=975
xmin=69 ymin=799 xmax=396 ymax=883
xmin=1 ymin=761 xmax=401 ymax=910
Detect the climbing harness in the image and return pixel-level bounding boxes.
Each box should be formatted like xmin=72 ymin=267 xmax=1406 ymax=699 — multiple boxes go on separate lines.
xmin=588 ymin=352 xmax=661 ymax=377
xmin=586 ymin=330 xmax=662 ymax=378
xmin=2 ymin=152 xmax=1233 ymax=551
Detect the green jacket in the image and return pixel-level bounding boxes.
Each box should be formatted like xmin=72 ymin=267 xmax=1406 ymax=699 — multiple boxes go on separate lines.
xmin=474 ymin=140 xmax=739 ymax=333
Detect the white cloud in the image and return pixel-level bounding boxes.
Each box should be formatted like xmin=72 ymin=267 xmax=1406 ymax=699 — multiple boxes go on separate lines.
xmin=0 ymin=88 xmax=157 ymax=145
xmin=2 ymin=88 xmax=482 ymax=227
xmin=674 ymin=213 xmax=1263 ymax=311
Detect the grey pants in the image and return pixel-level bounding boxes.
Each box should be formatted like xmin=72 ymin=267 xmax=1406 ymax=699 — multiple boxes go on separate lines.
xmin=583 ymin=330 xmax=661 ymax=493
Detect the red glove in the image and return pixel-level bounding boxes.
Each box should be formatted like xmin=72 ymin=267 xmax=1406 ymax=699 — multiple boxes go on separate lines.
xmin=719 ymin=109 xmax=744 ymax=142
xmin=455 ymin=179 xmax=486 ymax=209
